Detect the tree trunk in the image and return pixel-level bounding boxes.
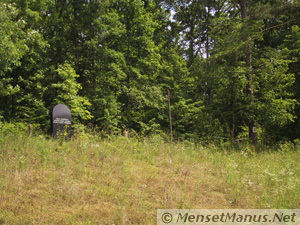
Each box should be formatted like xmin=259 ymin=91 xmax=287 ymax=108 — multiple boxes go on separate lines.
xmin=167 ymin=89 xmax=173 ymax=141
xmin=239 ymin=0 xmax=257 ymax=145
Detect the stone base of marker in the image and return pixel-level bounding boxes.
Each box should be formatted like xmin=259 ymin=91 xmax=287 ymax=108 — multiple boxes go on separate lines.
xmin=52 ymin=104 xmax=72 ymax=140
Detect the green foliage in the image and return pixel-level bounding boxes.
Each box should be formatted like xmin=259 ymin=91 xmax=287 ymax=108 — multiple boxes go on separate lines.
xmin=0 ymin=122 xmax=29 ymax=136
xmin=0 ymin=2 xmax=25 ymax=97
xmin=280 ymin=25 xmax=300 ymax=139
xmin=52 ymin=63 xmax=92 ymax=123
xmin=187 ymin=0 xmax=298 ymax=143
xmin=0 ymin=0 xmax=300 ymax=143
xmin=254 ymin=47 xmax=296 ymax=128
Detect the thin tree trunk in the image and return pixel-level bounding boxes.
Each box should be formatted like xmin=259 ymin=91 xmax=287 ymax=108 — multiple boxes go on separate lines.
xmin=167 ymin=89 xmax=173 ymax=141
xmin=239 ymin=0 xmax=257 ymax=145
xmin=231 ymin=77 xmax=235 ymax=141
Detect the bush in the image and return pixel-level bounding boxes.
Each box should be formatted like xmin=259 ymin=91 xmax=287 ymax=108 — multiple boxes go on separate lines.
xmin=0 ymin=122 xmax=40 ymax=136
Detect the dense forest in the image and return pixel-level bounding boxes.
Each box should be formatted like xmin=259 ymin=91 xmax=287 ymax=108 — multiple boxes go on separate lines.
xmin=1 ymin=0 xmax=300 ymax=144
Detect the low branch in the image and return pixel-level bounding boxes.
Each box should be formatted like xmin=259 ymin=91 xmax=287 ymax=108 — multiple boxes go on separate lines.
xmin=263 ymin=18 xmax=300 ymax=32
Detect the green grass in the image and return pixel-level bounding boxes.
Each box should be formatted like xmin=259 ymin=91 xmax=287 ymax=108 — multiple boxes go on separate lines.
xmin=0 ymin=132 xmax=300 ymax=224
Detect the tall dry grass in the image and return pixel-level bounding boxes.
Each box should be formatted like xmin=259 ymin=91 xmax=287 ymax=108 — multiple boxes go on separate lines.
xmin=0 ymin=132 xmax=299 ymax=224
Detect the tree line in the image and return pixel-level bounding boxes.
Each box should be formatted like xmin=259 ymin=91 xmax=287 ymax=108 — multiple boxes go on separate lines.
xmin=1 ymin=0 xmax=300 ymax=144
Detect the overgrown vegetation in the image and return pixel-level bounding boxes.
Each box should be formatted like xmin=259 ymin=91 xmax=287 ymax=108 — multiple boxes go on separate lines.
xmin=1 ymin=0 xmax=300 ymax=144
xmin=2 ymin=0 xmax=300 ymax=223
xmin=1 ymin=129 xmax=300 ymax=224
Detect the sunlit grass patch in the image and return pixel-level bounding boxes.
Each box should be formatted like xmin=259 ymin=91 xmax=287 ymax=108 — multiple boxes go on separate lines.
xmin=0 ymin=132 xmax=300 ymax=224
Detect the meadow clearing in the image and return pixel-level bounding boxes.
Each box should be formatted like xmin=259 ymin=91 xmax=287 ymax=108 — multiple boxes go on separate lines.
xmin=0 ymin=131 xmax=300 ymax=224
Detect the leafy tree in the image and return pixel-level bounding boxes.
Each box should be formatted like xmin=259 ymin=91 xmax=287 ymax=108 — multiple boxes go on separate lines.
xmin=1 ymin=0 xmax=299 ymax=144
xmin=112 ymin=0 xmax=166 ymax=133
xmin=52 ymin=63 xmax=92 ymax=123
xmin=0 ymin=2 xmax=25 ymax=116
xmin=0 ymin=1 xmax=49 ymax=125
xmin=280 ymin=25 xmax=300 ymax=140
xmin=188 ymin=0 xmax=297 ymax=144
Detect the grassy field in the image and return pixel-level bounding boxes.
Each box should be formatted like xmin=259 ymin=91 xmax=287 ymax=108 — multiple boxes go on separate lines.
xmin=0 ymin=132 xmax=300 ymax=224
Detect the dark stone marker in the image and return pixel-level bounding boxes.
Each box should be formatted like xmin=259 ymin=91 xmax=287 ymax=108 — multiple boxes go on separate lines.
xmin=52 ymin=104 xmax=72 ymax=139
